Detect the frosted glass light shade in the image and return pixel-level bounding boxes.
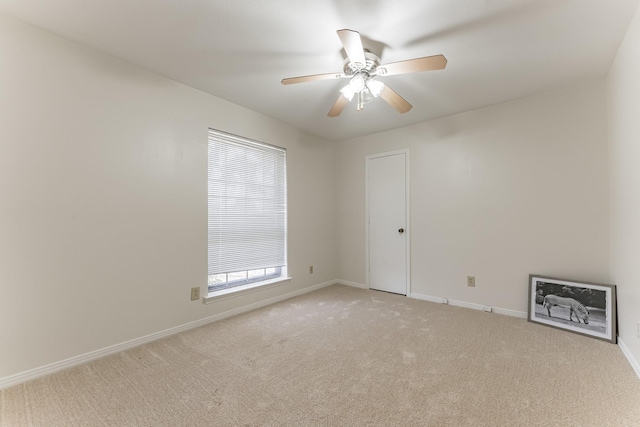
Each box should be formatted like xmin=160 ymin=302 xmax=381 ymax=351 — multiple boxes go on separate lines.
xmin=367 ymin=79 xmax=385 ymax=98
xmin=349 ymin=73 xmax=366 ymax=93
xmin=340 ymin=84 xmax=355 ymax=101
xmin=361 ymin=88 xmax=374 ymax=104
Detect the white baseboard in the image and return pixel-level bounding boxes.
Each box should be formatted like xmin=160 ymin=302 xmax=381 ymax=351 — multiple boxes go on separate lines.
xmin=493 ymin=307 xmax=528 ymax=319
xmin=410 ymin=293 xmax=447 ymax=304
xmin=410 ymin=293 xmax=527 ymax=319
xmin=0 ymin=280 xmax=336 ymax=390
xmin=336 ymin=279 xmax=368 ymax=289
xmin=448 ymin=298 xmax=487 ymax=311
xmin=618 ymin=337 xmax=640 ymax=380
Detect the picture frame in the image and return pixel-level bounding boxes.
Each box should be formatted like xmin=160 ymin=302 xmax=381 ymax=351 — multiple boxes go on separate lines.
xmin=528 ymin=274 xmax=617 ymax=343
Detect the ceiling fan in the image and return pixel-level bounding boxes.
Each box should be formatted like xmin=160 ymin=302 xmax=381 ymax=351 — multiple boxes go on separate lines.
xmin=281 ymin=29 xmax=447 ymax=117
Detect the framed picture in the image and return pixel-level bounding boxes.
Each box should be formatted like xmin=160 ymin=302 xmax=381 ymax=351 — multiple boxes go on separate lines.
xmin=528 ymin=274 xmax=617 ymax=343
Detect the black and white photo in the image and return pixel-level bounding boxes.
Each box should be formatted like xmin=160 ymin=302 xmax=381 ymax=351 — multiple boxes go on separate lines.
xmin=528 ymin=274 xmax=617 ymax=343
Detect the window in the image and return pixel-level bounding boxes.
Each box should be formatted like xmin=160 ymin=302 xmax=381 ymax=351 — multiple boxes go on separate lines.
xmin=207 ymin=129 xmax=287 ymax=294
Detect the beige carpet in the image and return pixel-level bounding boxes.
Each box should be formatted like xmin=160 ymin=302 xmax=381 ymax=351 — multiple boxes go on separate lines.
xmin=2 ymin=284 xmax=639 ymax=426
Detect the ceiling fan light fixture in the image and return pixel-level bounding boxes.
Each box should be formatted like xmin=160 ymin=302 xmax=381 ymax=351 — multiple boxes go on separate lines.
xmin=361 ymin=88 xmax=375 ymax=104
xmin=367 ymin=79 xmax=385 ymax=98
xmin=349 ymin=73 xmax=366 ymax=93
xmin=340 ymin=84 xmax=355 ymax=101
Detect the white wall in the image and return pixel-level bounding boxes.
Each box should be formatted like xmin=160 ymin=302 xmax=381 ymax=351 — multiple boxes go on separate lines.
xmin=0 ymin=15 xmax=335 ymax=380
xmin=607 ymin=3 xmax=640 ymax=369
xmin=336 ymin=81 xmax=610 ymax=313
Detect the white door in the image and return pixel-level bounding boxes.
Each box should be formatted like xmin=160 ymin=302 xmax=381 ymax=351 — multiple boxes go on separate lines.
xmin=367 ymin=150 xmax=409 ymax=295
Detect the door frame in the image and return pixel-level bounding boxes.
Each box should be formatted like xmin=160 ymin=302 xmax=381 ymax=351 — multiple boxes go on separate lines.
xmin=365 ymin=149 xmax=411 ymax=295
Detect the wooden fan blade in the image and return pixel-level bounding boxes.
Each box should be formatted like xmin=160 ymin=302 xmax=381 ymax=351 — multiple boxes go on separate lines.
xmin=327 ymin=94 xmax=350 ymax=117
xmin=337 ymin=29 xmax=367 ymax=68
xmin=379 ymin=54 xmax=447 ymax=76
xmin=379 ymin=85 xmax=412 ymax=114
xmin=281 ymin=72 xmax=345 ymax=85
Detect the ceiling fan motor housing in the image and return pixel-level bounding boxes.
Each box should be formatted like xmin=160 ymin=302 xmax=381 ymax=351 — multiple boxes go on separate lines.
xmin=343 ymin=52 xmax=380 ymax=78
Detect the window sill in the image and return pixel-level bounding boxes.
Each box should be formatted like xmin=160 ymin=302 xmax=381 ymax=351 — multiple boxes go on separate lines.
xmin=203 ymin=277 xmax=292 ymax=304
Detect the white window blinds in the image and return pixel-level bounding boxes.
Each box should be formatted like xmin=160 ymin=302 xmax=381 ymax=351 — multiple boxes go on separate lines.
xmin=208 ymin=129 xmax=287 ymax=276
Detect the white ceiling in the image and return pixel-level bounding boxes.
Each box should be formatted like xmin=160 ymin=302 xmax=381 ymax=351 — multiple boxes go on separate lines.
xmin=1 ymin=0 xmax=638 ymax=141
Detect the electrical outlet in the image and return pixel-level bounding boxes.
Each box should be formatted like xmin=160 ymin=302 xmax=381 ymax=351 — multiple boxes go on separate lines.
xmin=483 ymin=306 xmax=492 ymax=313
xmin=309 ymin=265 xmax=314 ymax=274
xmin=190 ymin=287 xmax=200 ymax=301
xmin=467 ymin=276 xmax=475 ymax=287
